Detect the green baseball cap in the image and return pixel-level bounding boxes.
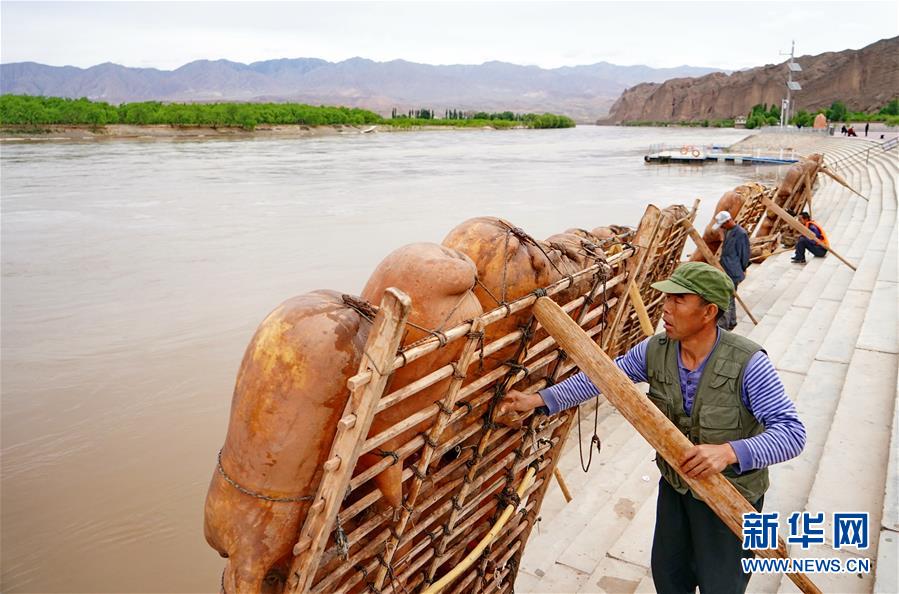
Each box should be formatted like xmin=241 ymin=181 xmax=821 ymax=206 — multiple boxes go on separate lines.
xmin=650 ymin=262 xmax=734 ymax=312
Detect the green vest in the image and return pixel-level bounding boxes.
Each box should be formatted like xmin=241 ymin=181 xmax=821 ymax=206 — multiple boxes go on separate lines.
xmin=645 ymin=330 xmax=769 ymax=503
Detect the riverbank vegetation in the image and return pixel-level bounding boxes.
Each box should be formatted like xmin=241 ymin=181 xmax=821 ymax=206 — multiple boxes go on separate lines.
xmin=391 ymin=108 xmax=575 ymax=129
xmin=614 ymin=98 xmax=898 ymax=130
xmin=745 ymin=99 xmax=899 ymax=129
xmin=0 ymin=95 xmax=575 ymax=131
xmin=621 ymin=119 xmax=735 ymax=128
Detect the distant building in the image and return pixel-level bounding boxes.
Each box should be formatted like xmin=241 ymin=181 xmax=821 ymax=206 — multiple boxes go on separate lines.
xmin=734 ymin=116 xmax=747 ymax=128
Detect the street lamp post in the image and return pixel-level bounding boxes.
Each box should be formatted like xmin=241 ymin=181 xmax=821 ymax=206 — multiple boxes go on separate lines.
xmin=781 ymin=40 xmax=802 ymax=127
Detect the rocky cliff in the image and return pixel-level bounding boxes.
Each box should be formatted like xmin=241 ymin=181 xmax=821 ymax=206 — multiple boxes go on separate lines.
xmin=603 ymin=36 xmax=899 ymax=123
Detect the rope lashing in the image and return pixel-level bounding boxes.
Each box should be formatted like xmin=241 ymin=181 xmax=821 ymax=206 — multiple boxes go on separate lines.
xmin=335 ymin=518 xmax=350 ymax=560
xmin=466 ymin=329 xmax=486 ymax=371
xmin=504 ymin=361 xmax=531 ymax=378
xmin=409 ymin=465 xmax=428 ymax=480
xmin=418 ymin=460 xmax=531 ymax=594
xmin=577 ymin=402 xmax=602 ymax=473
xmin=342 ymin=294 xmax=378 ymax=321
xmin=449 ymin=362 xmax=466 ymax=381
xmin=418 ymin=431 xmax=439 ymax=448
xmin=433 ymin=400 xmax=453 ymax=416
xmin=216 ymin=450 xmax=314 ymax=503
xmin=376 ymin=448 xmax=400 ymax=465
xmin=454 ymin=400 xmax=473 ymax=415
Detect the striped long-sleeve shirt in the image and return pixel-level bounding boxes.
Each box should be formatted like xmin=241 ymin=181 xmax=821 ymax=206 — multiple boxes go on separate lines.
xmin=538 ymin=332 xmax=806 ymax=473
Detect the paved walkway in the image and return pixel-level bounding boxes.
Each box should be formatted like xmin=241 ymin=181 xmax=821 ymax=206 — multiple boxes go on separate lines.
xmin=515 ymin=134 xmax=898 ymax=594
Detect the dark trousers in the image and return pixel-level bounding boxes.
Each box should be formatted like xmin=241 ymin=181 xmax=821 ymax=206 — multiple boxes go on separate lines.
xmin=794 ymin=236 xmax=827 ymax=260
xmin=651 ymin=478 xmax=764 ymax=594
xmin=717 ymin=280 xmax=740 ymax=331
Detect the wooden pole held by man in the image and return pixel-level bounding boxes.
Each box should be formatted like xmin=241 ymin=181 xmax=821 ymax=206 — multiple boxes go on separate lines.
xmin=760 ymin=195 xmax=856 ymax=271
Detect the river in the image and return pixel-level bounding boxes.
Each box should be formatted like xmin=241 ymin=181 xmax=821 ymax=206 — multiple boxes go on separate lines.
xmin=1 ymin=125 xmax=785 ymax=592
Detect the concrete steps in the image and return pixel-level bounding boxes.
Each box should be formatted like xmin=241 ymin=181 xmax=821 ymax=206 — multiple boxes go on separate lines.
xmin=518 ymin=410 xmax=653 ymax=581
xmin=873 ymin=372 xmax=899 ymax=594
xmin=771 ymin=149 xmax=898 ymax=593
xmin=517 ymin=429 xmax=656 ymax=592
xmin=536 ymin=399 xmax=620 ymax=525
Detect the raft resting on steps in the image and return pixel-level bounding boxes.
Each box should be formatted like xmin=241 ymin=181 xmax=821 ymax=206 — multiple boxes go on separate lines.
xmin=203 ymin=206 xmax=698 ymax=594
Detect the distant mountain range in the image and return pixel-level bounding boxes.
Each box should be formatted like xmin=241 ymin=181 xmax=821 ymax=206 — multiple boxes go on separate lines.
xmin=605 ymin=36 xmax=899 ymax=123
xmin=0 ymin=58 xmax=724 ymax=121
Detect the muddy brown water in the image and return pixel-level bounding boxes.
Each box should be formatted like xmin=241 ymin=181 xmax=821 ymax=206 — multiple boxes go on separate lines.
xmin=1 ymin=125 xmax=787 ymax=592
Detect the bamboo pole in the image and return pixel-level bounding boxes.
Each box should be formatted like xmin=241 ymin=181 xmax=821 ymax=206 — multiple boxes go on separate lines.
xmin=347 ymin=253 xmax=631 ymax=390
xmin=628 ymin=282 xmax=655 ymax=337
xmin=421 ymin=467 xmax=537 ymax=594
xmin=531 ymin=296 xmax=822 ymax=594
xmin=316 ymin=425 xmax=543 ymax=594
xmin=821 ymin=166 xmax=869 ymax=201
xmin=603 ymin=213 xmax=663 ymax=351
xmin=553 ymin=467 xmax=573 ymax=502
xmin=423 ymin=315 xmax=539 ymax=582
xmin=286 ymin=288 xmax=412 ymax=594
xmin=761 ymin=195 xmax=857 ymax=271
xmin=545 ymin=267 xmax=616 ymax=504
xmin=798 ymin=153 xmax=869 ymax=201
xmin=371 ymin=319 xmax=486 ymax=589
xmin=750 ymin=246 xmax=793 ymax=264
xmin=679 ymin=219 xmax=760 ymax=325
xmin=797 ymin=168 xmax=814 ymax=219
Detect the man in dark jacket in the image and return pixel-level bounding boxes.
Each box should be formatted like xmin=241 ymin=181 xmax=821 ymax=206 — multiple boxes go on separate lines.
xmin=712 ymin=211 xmax=750 ymax=330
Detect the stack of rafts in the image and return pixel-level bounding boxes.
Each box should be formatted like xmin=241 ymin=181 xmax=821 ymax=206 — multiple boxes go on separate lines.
xmin=202 ymin=205 xmax=697 ymax=594
xmin=689 ymin=153 xmax=864 ymax=265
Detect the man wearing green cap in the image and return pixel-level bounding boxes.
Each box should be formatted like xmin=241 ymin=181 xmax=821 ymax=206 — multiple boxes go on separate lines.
xmin=498 ymin=261 xmax=806 ymax=594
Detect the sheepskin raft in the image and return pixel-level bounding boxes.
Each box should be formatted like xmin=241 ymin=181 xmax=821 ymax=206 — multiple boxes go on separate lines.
xmin=204 ymin=202 xmax=697 ymax=594
xmin=689 ymin=154 xmax=826 ymax=265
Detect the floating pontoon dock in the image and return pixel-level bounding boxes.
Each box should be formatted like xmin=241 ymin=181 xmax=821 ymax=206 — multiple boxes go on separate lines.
xmin=644 ymin=143 xmax=800 ymax=165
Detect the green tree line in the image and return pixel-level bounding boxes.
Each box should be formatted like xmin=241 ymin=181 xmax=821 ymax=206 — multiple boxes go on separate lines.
xmin=745 ymin=99 xmax=899 ymax=129
xmin=0 ymin=95 xmax=382 ymax=129
xmin=0 ymin=95 xmax=576 ymax=130
xmin=391 ymin=106 xmax=575 ymax=128
xmin=622 ymin=119 xmax=735 ymax=128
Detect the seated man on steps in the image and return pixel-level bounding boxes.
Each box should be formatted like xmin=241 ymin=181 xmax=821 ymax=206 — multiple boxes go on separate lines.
xmin=792 ymin=211 xmax=829 ymax=264
xmin=498 ymin=262 xmax=806 ymax=594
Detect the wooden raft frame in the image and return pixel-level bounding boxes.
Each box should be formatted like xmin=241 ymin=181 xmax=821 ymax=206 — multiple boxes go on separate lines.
xmin=604 ymin=201 xmax=699 ymax=357
xmin=732 ymin=183 xmax=776 ymax=239
xmin=753 ymin=160 xmax=821 ymax=257
xmin=283 ymin=203 xmax=695 ymax=594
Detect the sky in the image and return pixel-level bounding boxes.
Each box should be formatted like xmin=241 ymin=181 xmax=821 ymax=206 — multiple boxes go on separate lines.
xmin=1 ymin=1 xmax=897 ymax=71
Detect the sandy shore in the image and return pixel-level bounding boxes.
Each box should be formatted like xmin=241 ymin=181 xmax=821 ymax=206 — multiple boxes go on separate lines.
xmin=0 ymin=123 xmax=523 ymax=142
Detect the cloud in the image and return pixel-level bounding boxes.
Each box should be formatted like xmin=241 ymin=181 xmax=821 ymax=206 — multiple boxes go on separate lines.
xmin=1 ymin=1 xmax=896 ymax=70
